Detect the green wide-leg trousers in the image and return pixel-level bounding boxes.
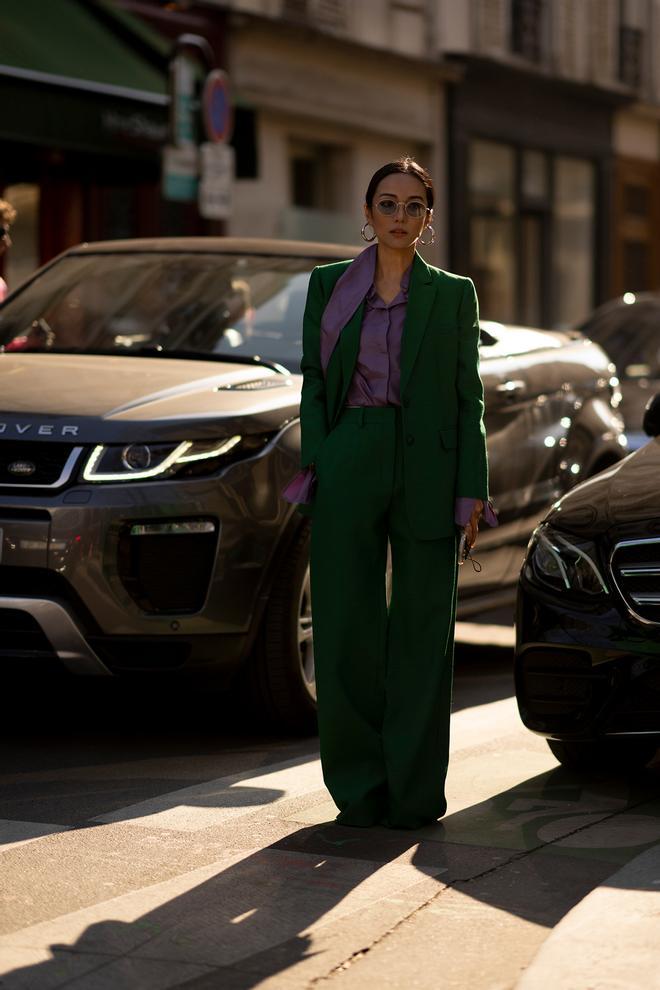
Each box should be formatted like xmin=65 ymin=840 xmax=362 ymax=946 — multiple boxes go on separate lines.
xmin=310 ymin=405 xmax=459 ymax=829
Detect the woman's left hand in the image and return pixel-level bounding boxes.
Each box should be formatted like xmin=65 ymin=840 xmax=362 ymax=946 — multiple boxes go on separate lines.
xmin=465 ymin=499 xmax=484 ymax=550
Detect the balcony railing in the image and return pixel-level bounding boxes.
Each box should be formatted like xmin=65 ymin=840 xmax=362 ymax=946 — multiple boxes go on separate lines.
xmin=281 ymin=0 xmax=348 ymax=33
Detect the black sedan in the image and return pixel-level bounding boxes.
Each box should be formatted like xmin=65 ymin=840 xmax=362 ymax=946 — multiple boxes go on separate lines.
xmin=516 ymin=394 xmax=660 ymax=770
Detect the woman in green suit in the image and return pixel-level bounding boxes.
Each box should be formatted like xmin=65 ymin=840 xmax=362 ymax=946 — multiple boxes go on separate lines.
xmin=284 ymin=158 xmax=495 ymax=829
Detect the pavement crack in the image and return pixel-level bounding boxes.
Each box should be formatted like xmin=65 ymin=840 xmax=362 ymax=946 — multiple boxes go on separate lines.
xmin=309 ymin=790 xmax=660 ymax=986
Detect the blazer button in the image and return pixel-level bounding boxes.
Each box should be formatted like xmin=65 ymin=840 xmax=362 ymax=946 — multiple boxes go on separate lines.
xmin=402 ymin=396 xmax=410 ymax=408
xmin=406 ymin=434 xmax=414 ymax=445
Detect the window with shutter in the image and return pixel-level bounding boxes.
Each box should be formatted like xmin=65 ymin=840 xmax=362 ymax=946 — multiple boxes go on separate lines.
xmin=511 ymin=0 xmax=545 ymax=62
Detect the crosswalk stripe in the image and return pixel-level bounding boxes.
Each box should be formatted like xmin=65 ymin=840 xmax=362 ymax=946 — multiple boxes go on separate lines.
xmin=91 ymin=753 xmax=327 ymax=831
xmin=88 ymin=698 xmax=518 ymax=834
xmin=0 ymin=820 xmax=72 ymax=854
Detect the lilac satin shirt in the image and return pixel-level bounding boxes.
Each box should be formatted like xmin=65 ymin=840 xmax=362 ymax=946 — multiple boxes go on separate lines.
xmin=343 ymin=266 xmax=411 ymax=406
xmin=282 ymin=253 xmax=497 ymax=528
xmin=340 ymin=268 xmax=496 ymax=528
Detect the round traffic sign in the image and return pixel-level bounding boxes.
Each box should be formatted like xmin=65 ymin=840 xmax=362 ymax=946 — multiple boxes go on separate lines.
xmin=203 ymin=69 xmax=233 ymax=144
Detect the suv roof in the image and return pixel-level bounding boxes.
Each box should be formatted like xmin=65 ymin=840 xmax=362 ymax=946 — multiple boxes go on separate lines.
xmin=65 ymin=237 xmax=361 ymax=259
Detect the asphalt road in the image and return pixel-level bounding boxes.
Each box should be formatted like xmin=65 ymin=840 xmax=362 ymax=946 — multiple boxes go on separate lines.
xmin=1 ymin=641 xmax=659 ymax=990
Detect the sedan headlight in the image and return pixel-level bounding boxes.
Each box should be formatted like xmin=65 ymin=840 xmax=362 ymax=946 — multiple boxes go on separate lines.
xmin=524 ymin=524 xmax=609 ymax=596
xmin=82 ymin=436 xmax=249 ymax=482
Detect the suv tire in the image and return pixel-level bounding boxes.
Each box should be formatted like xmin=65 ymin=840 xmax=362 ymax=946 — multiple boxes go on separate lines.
xmin=246 ymin=521 xmax=318 ymax=734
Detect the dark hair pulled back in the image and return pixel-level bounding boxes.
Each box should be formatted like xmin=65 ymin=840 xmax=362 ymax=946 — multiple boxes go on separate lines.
xmin=365 ymin=157 xmax=434 ymax=210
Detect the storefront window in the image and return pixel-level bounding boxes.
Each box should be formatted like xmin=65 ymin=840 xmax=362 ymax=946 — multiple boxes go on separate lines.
xmin=282 ymin=140 xmax=353 ymax=244
xmin=468 ymin=140 xmax=516 ymax=322
xmin=3 ymin=183 xmax=40 ymax=291
xmin=468 ymin=140 xmax=595 ymax=328
xmin=553 ymin=156 xmax=595 ymax=327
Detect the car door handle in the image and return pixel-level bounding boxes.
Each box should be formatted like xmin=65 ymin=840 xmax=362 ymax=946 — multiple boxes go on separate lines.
xmin=496 ymin=380 xmax=526 ymax=398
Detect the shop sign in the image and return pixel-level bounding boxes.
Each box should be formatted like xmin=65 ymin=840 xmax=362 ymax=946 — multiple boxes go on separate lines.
xmin=162 ymin=144 xmax=199 ymax=202
xmin=198 ymin=142 xmax=234 ymax=219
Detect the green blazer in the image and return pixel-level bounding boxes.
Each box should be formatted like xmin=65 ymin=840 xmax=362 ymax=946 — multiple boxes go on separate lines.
xmin=297 ymin=251 xmax=489 ymax=540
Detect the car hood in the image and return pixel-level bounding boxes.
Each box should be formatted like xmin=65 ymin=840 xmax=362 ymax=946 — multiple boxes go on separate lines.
xmin=547 ymin=436 xmax=660 ymax=535
xmin=0 ymin=353 xmax=301 ymax=443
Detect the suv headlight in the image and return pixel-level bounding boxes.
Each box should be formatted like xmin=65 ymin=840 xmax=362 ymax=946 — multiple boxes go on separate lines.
xmin=524 ymin=524 xmax=609 ymax=596
xmin=81 ymin=435 xmax=263 ymax=482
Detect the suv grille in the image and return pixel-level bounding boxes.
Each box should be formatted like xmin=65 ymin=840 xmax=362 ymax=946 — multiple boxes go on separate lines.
xmin=611 ymin=537 xmax=660 ymax=624
xmin=0 ymin=441 xmax=79 ymax=487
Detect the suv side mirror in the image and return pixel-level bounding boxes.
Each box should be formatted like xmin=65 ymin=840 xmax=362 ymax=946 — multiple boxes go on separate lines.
xmin=642 ymin=393 xmax=660 ymax=437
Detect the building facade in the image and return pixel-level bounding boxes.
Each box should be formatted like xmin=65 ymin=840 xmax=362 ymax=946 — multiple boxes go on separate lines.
xmin=435 ymin=0 xmax=660 ymax=328
xmin=221 ymin=0 xmax=454 ymax=264
xmin=0 ymin=0 xmax=228 ymax=291
xmin=3 ymin=0 xmax=659 ymax=324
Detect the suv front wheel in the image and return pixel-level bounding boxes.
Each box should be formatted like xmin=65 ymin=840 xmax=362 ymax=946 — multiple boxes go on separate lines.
xmin=246 ymin=522 xmax=318 ymax=734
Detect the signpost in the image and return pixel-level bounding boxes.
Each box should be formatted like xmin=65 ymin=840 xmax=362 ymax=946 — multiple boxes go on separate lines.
xmin=198 ymin=69 xmax=234 ymax=220
xmin=162 ymin=50 xmax=199 ymax=203
xmin=162 ymin=145 xmax=199 ymax=202
xmin=198 ymin=142 xmax=234 ymax=220
xmin=162 ymin=40 xmax=234 ymax=220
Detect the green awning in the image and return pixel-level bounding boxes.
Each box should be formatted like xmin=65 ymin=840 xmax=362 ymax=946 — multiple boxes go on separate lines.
xmin=0 ymin=0 xmax=169 ymax=104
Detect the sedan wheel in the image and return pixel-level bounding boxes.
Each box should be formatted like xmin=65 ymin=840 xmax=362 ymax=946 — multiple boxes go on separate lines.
xmin=547 ymin=737 xmax=659 ymax=772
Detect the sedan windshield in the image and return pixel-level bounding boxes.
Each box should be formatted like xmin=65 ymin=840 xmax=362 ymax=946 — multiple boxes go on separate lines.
xmin=0 ymin=252 xmax=330 ymax=371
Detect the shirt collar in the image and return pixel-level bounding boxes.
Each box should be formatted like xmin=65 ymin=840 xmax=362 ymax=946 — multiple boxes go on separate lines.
xmin=366 ymin=262 xmax=412 ymax=309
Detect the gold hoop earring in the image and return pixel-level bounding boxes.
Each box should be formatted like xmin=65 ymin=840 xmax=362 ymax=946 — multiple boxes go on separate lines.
xmin=418 ymin=225 xmax=435 ymax=246
xmin=361 ymin=222 xmax=376 ymax=243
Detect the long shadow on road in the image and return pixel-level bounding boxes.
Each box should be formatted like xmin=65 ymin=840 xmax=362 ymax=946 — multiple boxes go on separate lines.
xmin=2 ymin=759 xmax=660 ymax=990
xmin=1 ymin=653 xmax=659 ymax=990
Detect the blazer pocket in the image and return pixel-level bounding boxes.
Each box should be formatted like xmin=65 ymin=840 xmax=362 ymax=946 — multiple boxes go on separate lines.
xmin=438 ymin=427 xmax=458 ymax=450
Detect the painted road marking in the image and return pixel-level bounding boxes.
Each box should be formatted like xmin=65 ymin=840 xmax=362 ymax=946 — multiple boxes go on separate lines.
xmin=91 ymin=753 xmax=326 ymax=831
xmin=0 ymin=820 xmax=72 ymax=853
xmin=87 ymin=698 xmax=520 ymax=833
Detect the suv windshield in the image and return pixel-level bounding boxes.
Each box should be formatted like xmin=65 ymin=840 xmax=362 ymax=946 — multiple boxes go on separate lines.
xmin=0 ymin=251 xmax=334 ymax=371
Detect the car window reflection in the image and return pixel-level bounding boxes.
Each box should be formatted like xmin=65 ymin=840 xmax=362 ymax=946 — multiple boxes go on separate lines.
xmin=0 ymin=253 xmax=321 ymax=370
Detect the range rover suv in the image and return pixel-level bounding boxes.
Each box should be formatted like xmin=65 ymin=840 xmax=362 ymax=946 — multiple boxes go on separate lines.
xmin=0 ymin=238 xmax=625 ymax=731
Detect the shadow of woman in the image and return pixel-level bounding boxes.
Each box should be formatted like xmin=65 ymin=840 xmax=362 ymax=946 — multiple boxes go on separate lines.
xmin=0 ymin=819 xmax=442 ymax=990
xmin=3 ymin=760 xmax=660 ymax=990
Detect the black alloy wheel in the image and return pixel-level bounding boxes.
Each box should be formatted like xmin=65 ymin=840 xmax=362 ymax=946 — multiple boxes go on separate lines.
xmin=547 ymin=737 xmax=659 ymax=772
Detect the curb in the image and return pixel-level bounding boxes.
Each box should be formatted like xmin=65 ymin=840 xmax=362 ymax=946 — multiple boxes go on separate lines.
xmin=516 ymin=844 xmax=660 ymax=990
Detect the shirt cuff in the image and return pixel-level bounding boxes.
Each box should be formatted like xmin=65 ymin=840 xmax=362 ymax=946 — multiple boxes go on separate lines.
xmin=281 ymin=465 xmax=317 ymax=504
xmin=454 ymin=497 xmax=499 ymax=527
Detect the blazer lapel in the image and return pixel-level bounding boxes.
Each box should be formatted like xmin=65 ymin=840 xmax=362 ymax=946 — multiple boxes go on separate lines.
xmin=399 ymin=252 xmax=436 ymax=398
xmin=332 ymin=299 xmax=365 ymax=423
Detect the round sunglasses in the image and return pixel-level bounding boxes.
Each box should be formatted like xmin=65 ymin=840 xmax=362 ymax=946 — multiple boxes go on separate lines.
xmin=374 ymin=199 xmax=429 ymax=219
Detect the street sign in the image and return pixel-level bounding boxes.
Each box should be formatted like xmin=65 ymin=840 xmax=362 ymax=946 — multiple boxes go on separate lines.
xmin=171 ymin=52 xmax=198 ymax=147
xmin=162 ymin=144 xmax=199 ymax=202
xmin=203 ymin=69 xmax=233 ymax=144
xmin=198 ymin=142 xmax=234 ymax=219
